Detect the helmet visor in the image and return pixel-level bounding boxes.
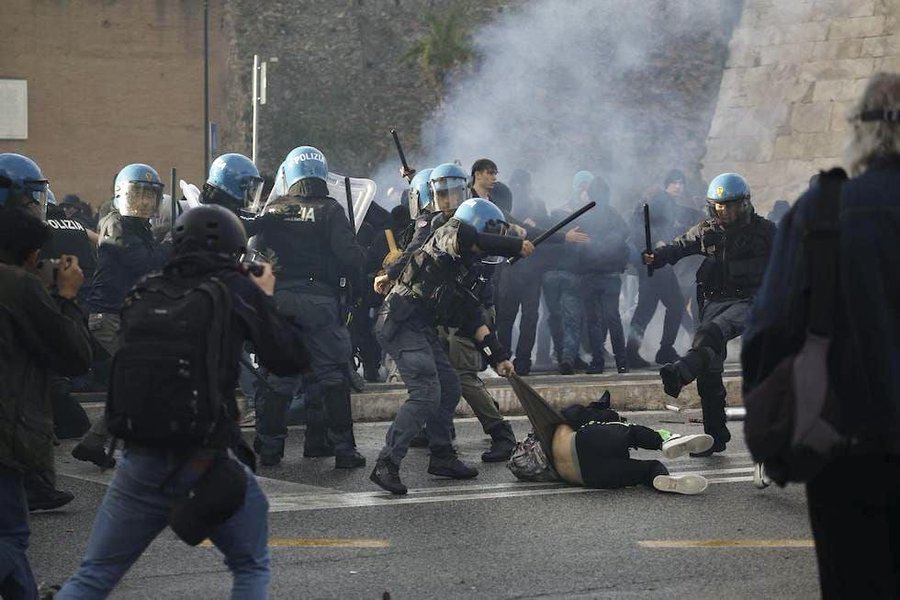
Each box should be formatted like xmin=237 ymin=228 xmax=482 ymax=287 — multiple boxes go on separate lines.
xmin=25 ymin=180 xmax=49 ymax=212
xmin=118 ymin=181 xmax=163 ymax=218
xmin=432 ymin=178 xmax=467 ymax=214
xmin=243 ymin=177 xmax=265 ymax=210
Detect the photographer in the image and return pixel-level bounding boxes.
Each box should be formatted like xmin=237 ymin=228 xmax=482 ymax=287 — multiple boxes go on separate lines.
xmin=57 ymin=205 xmax=311 ymax=599
xmin=0 ymin=206 xmax=93 ymax=599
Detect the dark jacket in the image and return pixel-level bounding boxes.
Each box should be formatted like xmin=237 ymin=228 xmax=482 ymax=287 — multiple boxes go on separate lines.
xmin=653 ymin=213 xmax=776 ymax=300
xmin=161 ymin=254 xmax=311 ymax=448
xmin=742 ymin=159 xmax=900 ymax=452
xmin=0 ymin=261 xmax=93 ymax=472
xmin=576 ymin=202 xmax=629 ymax=274
xmin=87 ymin=213 xmax=168 ymax=314
xmin=251 ymin=195 xmax=364 ymax=296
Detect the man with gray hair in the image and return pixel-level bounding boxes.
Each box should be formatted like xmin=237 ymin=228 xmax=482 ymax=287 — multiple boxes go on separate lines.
xmin=742 ymin=72 xmax=900 ymax=598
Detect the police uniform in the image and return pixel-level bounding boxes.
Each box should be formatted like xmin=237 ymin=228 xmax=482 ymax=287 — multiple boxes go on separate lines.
xmin=653 ymin=212 xmax=775 ymax=449
xmin=388 ymin=210 xmax=516 ymax=461
xmin=43 ymin=205 xmax=97 ymax=310
xmin=251 ymin=188 xmax=365 ymax=466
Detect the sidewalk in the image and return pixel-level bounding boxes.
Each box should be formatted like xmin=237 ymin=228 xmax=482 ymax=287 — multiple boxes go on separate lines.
xmin=75 ymin=366 xmax=742 ymax=423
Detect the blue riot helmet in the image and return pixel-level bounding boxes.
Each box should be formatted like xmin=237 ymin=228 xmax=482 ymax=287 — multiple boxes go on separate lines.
xmin=0 ymin=153 xmax=50 ymax=221
xmin=407 ymin=167 xmax=433 ymax=220
xmin=113 ymin=163 xmax=163 ymax=218
xmin=281 ymin=145 xmax=329 ymax=197
xmin=204 ymin=153 xmax=264 ymax=214
xmin=428 ymin=163 xmax=468 ymax=216
xmin=706 ymin=172 xmax=753 ymax=228
xmin=454 ymin=198 xmax=509 ymax=235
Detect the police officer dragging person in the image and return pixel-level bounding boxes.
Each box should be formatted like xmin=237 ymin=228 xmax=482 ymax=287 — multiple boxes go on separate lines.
xmin=56 ymin=205 xmax=310 ymax=599
xmin=643 ymin=173 xmax=775 ymax=455
xmin=250 ymin=146 xmax=366 ymax=469
xmin=370 ymin=198 xmax=535 ymax=495
xmin=71 ymin=163 xmax=169 ymax=469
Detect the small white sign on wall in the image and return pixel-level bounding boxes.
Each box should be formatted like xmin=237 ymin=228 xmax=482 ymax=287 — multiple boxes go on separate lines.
xmin=0 ymin=80 xmax=28 ymax=140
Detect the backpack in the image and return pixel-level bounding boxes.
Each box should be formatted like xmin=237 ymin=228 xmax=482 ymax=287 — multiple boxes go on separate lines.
xmin=105 ymin=273 xmax=233 ymax=449
xmin=743 ymin=170 xmax=847 ymax=486
xmin=507 ymin=432 xmax=560 ymax=482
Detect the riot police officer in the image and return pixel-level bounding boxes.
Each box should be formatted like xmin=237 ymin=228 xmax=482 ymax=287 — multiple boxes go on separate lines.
xmin=643 ymin=173 xmax=775 ymax=455
xmin=71 ymin=163 xmax=168 ymax=468
xmin=0 ymin=153 xmax=50 ymax=220
xmin=201 ymin=153 xmax=265 ymax=218
xmin=250 ymin=146 xmax=366 ymax=469
xmin=370 ymin=198 xmax=534 ymax=495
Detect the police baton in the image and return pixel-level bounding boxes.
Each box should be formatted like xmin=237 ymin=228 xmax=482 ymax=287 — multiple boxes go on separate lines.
xmin=508 ymin=201 xmax=596 ymax=265
xmin=390 ymin=129 xmax=413 ymax=182
xmin=344 ymin=176 xmax=356 ymax=234
xmin=643 ymin=203 xmax=654 ymax=277
xmin=170 ymin=167 xmax=178 ymax=228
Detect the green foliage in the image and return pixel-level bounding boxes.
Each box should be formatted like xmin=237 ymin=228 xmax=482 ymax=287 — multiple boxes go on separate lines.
xmin=404 ymin=8 xmax=475 ymax=96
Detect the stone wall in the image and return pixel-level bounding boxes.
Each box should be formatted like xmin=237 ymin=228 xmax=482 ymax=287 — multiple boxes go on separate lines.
xmin=219 ymin=0 xmax=520 ymax=178
xmin=702 ymin=0 xmax=900 ymax=212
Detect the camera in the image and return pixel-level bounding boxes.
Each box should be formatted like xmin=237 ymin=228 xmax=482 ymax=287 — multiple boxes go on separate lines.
xmin=240 ymin=260 xmax=265 ymax=277
xmin=36 ymin=258 xmax=60 ymax=287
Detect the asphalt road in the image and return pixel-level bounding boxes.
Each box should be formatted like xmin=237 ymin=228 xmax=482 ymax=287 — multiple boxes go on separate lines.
xmin=33 ymin=410 xmax=819 ymax=599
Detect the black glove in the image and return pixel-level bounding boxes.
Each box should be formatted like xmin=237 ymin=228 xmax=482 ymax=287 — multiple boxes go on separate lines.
xmin=475 ymin=331 xmax=510 ymax=367
xmin=700 ymin=227 xmax=724 ymax=252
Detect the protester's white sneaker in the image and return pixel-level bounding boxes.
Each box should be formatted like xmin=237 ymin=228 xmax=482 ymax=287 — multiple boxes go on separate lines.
xmin=653 ymin=474 xmax=709 ymax=495
xmin=661 ymin=433 xmax=714 ymax=459
xmin=753 ymin=463 xmax=772 ymax=489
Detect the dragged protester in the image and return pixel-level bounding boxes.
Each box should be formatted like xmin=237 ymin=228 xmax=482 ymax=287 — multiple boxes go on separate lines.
xmin=508 ymin=383 xmax=712 ymax=495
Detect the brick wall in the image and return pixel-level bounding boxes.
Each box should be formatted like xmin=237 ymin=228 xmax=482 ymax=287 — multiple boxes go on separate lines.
xmin=0 ymin=0 xmax=229 ymax=209
xmin=702 ymin=0 xmax=900 ymax=212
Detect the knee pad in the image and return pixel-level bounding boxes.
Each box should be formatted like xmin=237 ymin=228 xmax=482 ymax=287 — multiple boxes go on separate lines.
xmin=692 ymin=322 xmax=725 ymax=356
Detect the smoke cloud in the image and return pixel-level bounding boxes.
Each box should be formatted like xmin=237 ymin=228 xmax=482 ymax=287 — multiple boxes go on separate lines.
xmin=374 ymin=0 xmax=742 ymax=211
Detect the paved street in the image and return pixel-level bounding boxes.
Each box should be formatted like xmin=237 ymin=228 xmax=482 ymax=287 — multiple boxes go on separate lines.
xmin=33 ymin=410 xmax=819 ymax=599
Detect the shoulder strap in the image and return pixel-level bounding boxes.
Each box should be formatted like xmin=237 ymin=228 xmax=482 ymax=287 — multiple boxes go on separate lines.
xmin=805 ymin=168 xmax=847 ymax=336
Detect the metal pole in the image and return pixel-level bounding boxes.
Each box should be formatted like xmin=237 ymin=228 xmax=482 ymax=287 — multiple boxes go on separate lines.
xmin=203 ymin=0 xmax=210 ymax=175
xmin=251 ymin=54 xmax=259 ymax=164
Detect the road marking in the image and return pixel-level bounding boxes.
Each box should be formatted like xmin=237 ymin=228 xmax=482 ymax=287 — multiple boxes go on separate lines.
xmin=269 ymin=486 xmax=604 ymax=512
xmin=200 ymin=538 xmax=390 ymax=548
xmin=639 ymin=539 xmax=814 ymax=548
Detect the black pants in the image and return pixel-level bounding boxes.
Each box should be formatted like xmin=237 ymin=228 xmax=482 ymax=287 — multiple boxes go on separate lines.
xmin=574 ymin=422 xmax=667 ymax=489
xmin=582 ymin=274 xmax=625 ymax=366
xmin=806 ymin=454 xmax=900 ymax=599
xmin=629 ymin=265 xmax=685 ymax=349
xmin=350 ymin=302 xmax=382 ymax=371
xmin=496 ymin=263 xmax=542 ymax=367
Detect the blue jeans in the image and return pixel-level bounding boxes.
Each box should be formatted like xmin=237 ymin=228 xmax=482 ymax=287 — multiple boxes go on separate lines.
xmin=541 ymin=270 xmax=583 ymax=363
xmin=0 ymin=466 xmax=37 ymax=600
xmin=57 ymin=450 xmax=270 ymax=600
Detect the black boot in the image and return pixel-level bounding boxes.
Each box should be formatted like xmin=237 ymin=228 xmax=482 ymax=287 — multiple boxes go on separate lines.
xmin=335 ymin=450 xmax=367 ymax=469
xmin=481 ymin=421 xmax=517 ymax=462
xmin=655 ymin=345 xmax=681 ymax=365
xmin=25 ymin=473 xmax=74 ymax=512
xmin=513 ymin=357 xmax=532 ymax=376
xmin=626 ymin=335 xmax=650 ymax=369
xmin=370 ymin=457 xmax=407 ymax=495
xmin=429 ymin=447 xmax=478 ymax=479
xmin=303 ymin=397 xmax=335 ymax=457
xmin=659 ymin=349 xmax=709 ymax=399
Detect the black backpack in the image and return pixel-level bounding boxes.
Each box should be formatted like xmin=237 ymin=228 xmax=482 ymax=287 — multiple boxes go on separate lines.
xmin=743 ymin=169 xmax=847 ymax=485
xmin=106 ymin=273 xmax=233 ymax=449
